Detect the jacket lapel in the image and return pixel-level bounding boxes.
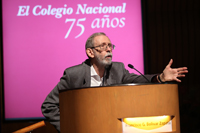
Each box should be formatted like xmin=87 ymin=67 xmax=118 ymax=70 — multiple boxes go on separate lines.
xmin=82 ymin=59 xmax=91 ymax=88
xmin=104 ymin=63 xmax=116 ymax=86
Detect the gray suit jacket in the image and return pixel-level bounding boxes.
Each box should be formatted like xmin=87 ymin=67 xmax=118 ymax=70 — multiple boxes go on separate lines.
xmin=41 ymin=59 xmax=155 ymax=132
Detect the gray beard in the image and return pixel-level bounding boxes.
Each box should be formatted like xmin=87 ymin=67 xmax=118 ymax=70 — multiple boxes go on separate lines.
xmin=96 ymin=53 xmax=112 ymax=67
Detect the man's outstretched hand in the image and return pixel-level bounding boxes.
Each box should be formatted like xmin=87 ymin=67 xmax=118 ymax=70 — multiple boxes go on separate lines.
xmin=158 ymin=59 xmax=188 ymax=83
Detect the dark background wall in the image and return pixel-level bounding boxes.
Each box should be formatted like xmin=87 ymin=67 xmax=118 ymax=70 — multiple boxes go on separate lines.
xmin=1 ymin=0 xmax=200 ymax=132
xmin=142 ymin=0 xmax=200 ymax=133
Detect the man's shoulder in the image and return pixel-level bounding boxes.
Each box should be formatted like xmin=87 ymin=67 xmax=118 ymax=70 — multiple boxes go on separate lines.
xmin=64 ymin=59 xmax=90 ymax=74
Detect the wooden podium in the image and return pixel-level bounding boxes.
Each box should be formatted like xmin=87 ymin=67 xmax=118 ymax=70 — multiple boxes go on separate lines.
xmin=59 ymin=84 xmax=180 ymax=133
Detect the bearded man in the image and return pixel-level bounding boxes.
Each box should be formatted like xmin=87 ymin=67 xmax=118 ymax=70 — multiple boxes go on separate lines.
xmin=41 ymin=32 xmax=188 ymax=132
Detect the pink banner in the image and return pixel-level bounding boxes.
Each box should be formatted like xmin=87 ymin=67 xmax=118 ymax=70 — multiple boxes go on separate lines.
xmin=3 ymin=0 xmax=144 ymax=119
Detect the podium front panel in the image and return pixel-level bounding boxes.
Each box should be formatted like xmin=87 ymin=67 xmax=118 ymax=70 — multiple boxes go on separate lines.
xmin=59 ymin=84 xmax=180 ymax=133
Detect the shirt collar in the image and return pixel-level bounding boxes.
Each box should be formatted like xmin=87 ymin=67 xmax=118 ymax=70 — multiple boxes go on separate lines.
xmin=91 ymin=65 xmax=98 ymax=77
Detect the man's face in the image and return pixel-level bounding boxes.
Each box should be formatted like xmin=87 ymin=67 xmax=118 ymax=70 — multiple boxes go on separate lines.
xmin=93 ymin=35 xmax=113 ymax=67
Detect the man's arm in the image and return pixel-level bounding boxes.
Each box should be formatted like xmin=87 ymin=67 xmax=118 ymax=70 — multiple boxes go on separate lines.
xmin=119 ymin=59 xmax=188 ymax=84
xmin=41 ymin=86 xmax=60 ymax=132
xmin=41 ymin=70 xmax=71 ymax=132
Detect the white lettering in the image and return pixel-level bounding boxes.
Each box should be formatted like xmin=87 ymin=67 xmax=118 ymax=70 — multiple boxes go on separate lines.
xmin=108 ymin=6 xmax=115 ymax=13
xmin=63 ymin=4 xmax=68 ymax=15
xmin=51 ymin=8 xmax=57 ymax=16
xmin=55 ymin=8 xmax=63 ymax=18
xmin=65 ymin=18 xmax=86 ymax=38
xmin=119 ymin=17 xmax=125 ymax=27
xmin=32 ymin=5 xmax=42 ymax=16
xmin=91 ymin=15 xmax=125 ymax=29
xmin=91 ymin=18 xmax=100 ymax=28
xmin=93 ymin=7 xmax=98 ymax=14
xmin=111 ymin=17 xmax=119 ymax=28
xmin=17 ymin=6 xmax=30 ymax=16
xmin=76 ymin=3 xmax=126 ymax=15
xmin=99 ymin=3 xmax=103 ymax=14
xmin=102 ymin=6 xmax=108 ymax=13
xmin=86 ymin=7 xmax=92 ymax=14
xmin=66 ymin=8 xmax=73 ymax=14
xmin=122 ymin=3 xmax=126 ymax=13
xmin=32 ymin=5 xmax=73 ymax=18
xmin=41 ymin=8 xmax=47 ymax=15
xmin=101 ymin=15 xmax=110 ymax=28
xmin=76 ymin=4 xmax=87 ymax=14
xmin=18 ymin=3 xmax=126 ymax=17
xmin=47 ymin=5 xmax=52 ymax=15
xmin=115 ymin=6 xmax=122 ymax=13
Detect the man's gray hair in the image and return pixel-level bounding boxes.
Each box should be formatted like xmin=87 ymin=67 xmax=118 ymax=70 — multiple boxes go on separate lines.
xmin=85 ymin=32 xmax=106 ymax=49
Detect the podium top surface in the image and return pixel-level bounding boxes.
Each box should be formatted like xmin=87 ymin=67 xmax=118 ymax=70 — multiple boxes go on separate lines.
xmin=59 ymin=83 xmax=177 ymax=93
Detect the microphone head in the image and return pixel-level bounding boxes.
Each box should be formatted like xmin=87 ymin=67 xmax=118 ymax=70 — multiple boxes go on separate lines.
xmin=128 ymin=64 xmax=134 ymax=69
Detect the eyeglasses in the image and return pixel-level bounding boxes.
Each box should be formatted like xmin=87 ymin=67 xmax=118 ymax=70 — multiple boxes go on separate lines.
xmin=90 ymin=43 xmax=115 ymax=51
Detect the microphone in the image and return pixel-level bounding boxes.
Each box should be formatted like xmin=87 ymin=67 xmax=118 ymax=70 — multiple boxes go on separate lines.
xmin=128 ymin=64 xmax=151 ymax=83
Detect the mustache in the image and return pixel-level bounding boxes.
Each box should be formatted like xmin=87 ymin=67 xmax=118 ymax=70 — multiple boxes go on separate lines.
xmin=104 ymin=53 xmax=113 ymax=58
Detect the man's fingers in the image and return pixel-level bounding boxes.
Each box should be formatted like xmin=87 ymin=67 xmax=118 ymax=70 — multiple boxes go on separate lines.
xmin=176 ymin=79 xmax=182 ymax=82
xmin=177 ymin=74 xmax=186 ymax=78
xmin=178 ymin=70 xmax=188 ymax=74
xmin=175 ymin=77 xmax=182 ymax=82
xmin=177 ymin=68 xmax=188 ymax=74
xmin=177 ymin=67 xmax=188 ymax=71
xmin=167 ymin=59 xmax=173 ymax=68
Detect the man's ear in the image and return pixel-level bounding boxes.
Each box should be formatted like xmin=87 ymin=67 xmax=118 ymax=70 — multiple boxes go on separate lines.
xmin=86 ymin=48 xmax=94 ymax=58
